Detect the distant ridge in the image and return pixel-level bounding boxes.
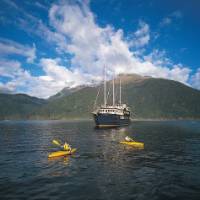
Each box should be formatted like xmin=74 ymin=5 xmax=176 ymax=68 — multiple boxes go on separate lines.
xmin=0 ymin=74 xmax=200 ymax=120
xmin=115 ymin=73 xmax=150 ymax=84
xmin=0 ymin=93 xmax=46 ymax=119
xmin=48 ymin=85 xmax=86 ymax=101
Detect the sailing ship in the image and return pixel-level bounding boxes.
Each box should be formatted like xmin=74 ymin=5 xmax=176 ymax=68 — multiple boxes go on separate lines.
xmin=92 ymin=68 xmax=131 ymax=127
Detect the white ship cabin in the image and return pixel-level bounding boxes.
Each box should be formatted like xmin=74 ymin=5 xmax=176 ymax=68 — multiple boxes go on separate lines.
xmin=98 ymin=104 xmax=130 ymax=115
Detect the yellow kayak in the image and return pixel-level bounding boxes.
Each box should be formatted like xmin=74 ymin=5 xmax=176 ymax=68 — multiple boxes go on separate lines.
xmin=48 ymin=148 xmax=76 ymax=158
xmin=120 ymin=141 xmax=144 ymax=148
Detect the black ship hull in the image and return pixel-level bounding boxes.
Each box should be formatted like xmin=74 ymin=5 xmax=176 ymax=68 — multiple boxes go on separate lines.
xmin=93 ymin=113 xmax=130 ymax=127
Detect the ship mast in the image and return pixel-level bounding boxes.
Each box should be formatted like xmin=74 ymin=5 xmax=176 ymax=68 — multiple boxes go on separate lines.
xmin=104 ymin=65 xmax=107 ymax=106
xmin=113 ymin=75 xmax=115 ymax=106
xmin=119 ymin=76 xmax=121 ymax=105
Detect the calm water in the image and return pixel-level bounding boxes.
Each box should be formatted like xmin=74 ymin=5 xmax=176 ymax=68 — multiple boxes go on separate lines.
xmin=0 ymin=120 xmax=200 ymax=200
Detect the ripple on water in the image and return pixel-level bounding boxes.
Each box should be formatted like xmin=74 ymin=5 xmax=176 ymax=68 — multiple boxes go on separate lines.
xmin=0 ymin=120 xmax=200 ymax=200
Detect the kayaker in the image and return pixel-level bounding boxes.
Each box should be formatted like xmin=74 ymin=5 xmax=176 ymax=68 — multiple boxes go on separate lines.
xmin=125 ymin=136 xmax=134 ymax=142
xmin=63 ymin=142 xmax=72 ymax=152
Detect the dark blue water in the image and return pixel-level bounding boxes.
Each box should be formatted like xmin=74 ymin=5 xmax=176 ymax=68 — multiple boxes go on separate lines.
xmin=0 ymin=120 xmax=200 ymax=200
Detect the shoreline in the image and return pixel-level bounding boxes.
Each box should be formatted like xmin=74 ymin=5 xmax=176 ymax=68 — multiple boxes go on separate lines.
xmin=0 ymin=118 xmax=200 ymax=122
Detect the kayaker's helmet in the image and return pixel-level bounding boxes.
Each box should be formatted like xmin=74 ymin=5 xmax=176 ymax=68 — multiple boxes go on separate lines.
xmin=63 ymin=142 xmax=70 ymax=150
xmin=125 ymin=136 xmax=132 ymax=142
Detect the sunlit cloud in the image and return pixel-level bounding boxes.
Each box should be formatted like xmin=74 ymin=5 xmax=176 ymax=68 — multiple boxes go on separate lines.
xmin=160 ymin=10 xmax=183 ymax=27
xmin=0 ymin=1 xmax=197 ymax=98
xmin=0 ymin=38 xmax=36 ymax=63
xmin=191 ymin=68 xmax=200 ymax=90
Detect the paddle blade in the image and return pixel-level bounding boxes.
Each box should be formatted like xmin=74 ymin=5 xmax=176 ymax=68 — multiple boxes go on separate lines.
xmin=52 ymin=139 xmax=62 ymax=146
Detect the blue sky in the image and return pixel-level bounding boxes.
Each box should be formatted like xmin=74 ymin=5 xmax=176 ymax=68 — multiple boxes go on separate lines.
xmin=0 ymin=0 xmax=200 ymax=98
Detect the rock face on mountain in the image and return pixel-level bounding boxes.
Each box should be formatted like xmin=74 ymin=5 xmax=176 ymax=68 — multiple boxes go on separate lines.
xmin=0 ymin=74 xmax=200 ymax=120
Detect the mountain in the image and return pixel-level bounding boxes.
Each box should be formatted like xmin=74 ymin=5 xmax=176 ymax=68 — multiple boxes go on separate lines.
xmin=48 ymin=85 xmax=86 ymax=101
xmin=36 ymin=86 xmax=98 ymax=119
xmin=0 ymin=93 xmax=46 ymax=119
xmin=0 ymin=74 xmax=200 ymax=120
xmin=34 ymin=74 xmax=200 ymax=119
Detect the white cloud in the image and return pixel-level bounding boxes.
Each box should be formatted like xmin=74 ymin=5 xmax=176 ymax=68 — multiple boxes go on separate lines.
xmin=28 ymin=58 xmax=88 ymax=98
xmin=160 ymin=10 xmax=182 ymax=27
xmin=135 ymin=21 xmax=149 ymax=37
xmin=160 ymin=17 xmax=172 ymax=26
xmin=191 ymin=68 xmax=200 ymax=89
xmin=0 ymin=59 xmax=32 ymax=93
xmin=130 ymin=21 xmax=150 ymax=48
xmin=144 ymin=49 xmax=172 ymax=66
xmin=0 ymin=59 xmax=29 ymax=79
xmin=0 ymin=58 xmax=88 ymax=98
xmin=37 ymin=21 xmax=69 ymax=54
xmin=2 ymin=0 xmax=19 ymax=10
xmin=0 ymin=1 xmax=197 ymax=98
xmin=0 ymin=38 xmax=36 ymax=63
xmin=40 ymin=58 xmax=86 ymax=86
xmin=0 ymin=82 xmax=14 ymax=93
xmin=171 ymin=11 xmax=182 ymax=19
xmin=47 ymin=1 xmax=190 ymax=84
xmin=34 ymin=1 xmax=48 ymax=10
xmin=28 ymin=58 xmax=94 ymax=98
xmin=168 ymin=65 xmax=191 ymax=84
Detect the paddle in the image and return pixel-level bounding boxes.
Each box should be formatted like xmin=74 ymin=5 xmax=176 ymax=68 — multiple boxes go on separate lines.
xmin=52 ymin=139 xmax=62 ymax=147
xmin=52 ymin=139 xmax=72 ymax=152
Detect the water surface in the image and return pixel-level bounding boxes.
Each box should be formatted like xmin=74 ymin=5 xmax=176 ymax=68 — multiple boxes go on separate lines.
xmin=0 ymin=120 xmax=200 ymax=200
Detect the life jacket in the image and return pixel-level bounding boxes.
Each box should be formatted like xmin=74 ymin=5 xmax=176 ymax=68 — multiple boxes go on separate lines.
xmin=63 ymin=143 xmax=71 ymax=151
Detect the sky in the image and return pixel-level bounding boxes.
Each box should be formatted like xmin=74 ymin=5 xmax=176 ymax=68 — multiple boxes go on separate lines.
xmin=0 ymin=0 xmax=200 ymax=98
